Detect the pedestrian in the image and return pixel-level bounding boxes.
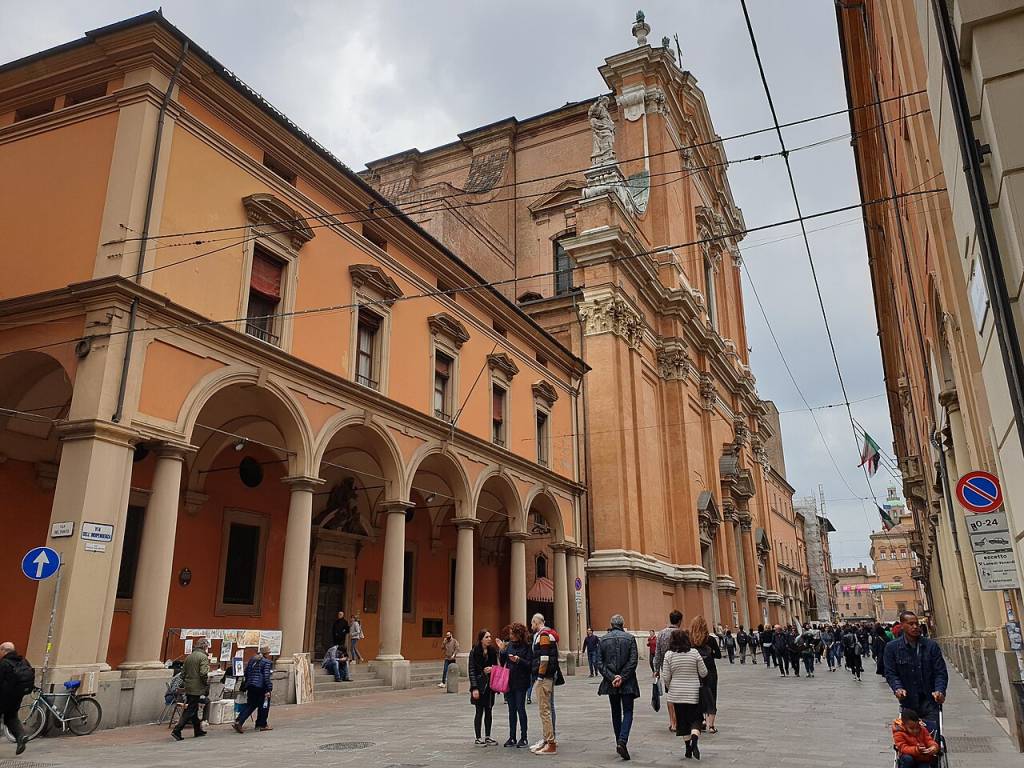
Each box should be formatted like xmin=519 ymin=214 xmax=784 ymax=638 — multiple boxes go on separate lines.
xmin=736 ymin=626 xmax=748 ymax=664
xmin=749 ymin=627 xmax=759 ymax=665
xmin=760 ymin=624 xmax=775 ymax=667
xmin=499 ymin=623 xmax=532 ymax=748
xmin=0 ymin=641 xmax=34 ymax=756
xmin=438 ymin=630 xmax=460 ymax=688
xmin=332 ymin=610 xmax=350 ymax=651
xmin=842 ymin=626 xmax=863 ymax=681
xmin=873 ymin=624 xmax=889 ymax=676
xmin=349 ymin=614 xmax=364 ymax=663
xmin=786 ymin=626 xmax=803 ymax=678
xmin=689 ymin=616 xmax=720 ymax=734
xmin=528 ymin=613 xmax=561 ymax=754
xmin=654 ymin=610 xmax=684 ymax=733
xmin=469 ymin=629 xmax=498 ymax=746
xmin=858 ymin=625 xmax=871 ymax=657
xmin=821 ymin=625 xmax=836 ymax=671
xmin=798 ymin=625 xmax=816 ymax=677
xmin=596 ymin=614 xmax=640 ymax=761
xmin=321 ymin=643 xmax=351 ymax=682
xmin=583 ymin=628 xmax=600 ymax=677
xmin=883 ymin=610 xmax=948 ymax=733
xmin=830 ymin=624 xmax=845 ymax=670
xmin=723 ymin=630 xmax=736 ymax=664
xmin=172 ymin=637 xmax=210 ymax=740
xmin=892 ymin=708 xmax=940 ymax=767
xmin=772 ymin=624 xmax=789 ymax=677
xmin=646 ymin=630 xmax=658 ymax=675
xmin=232 ymin=645 xmax=274 ymax=733
xmin=661 ymin=629 xmax=708 ymax=761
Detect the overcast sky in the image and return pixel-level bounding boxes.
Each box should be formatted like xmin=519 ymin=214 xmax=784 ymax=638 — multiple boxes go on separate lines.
xmin=1 ymin=0 xmax=904 ymax=567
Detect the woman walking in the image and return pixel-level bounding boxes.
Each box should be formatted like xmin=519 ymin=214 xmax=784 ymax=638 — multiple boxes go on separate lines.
xmin=872 ymin=623 xmax=889 ymax=676
xmin=500 ymin=623 xmax=533 ymax=748
xmin=469 ymin=629 xmax=498 ymax=746
xmin=349 ymin=615 xmax=364 ymax=663
xmin=689 ymin=616 xmax=721 ymax=734
xmin=662 ymin=629 xmax=708 ymax=760
xmin=842 ymin=625 xmax=863 ymax=681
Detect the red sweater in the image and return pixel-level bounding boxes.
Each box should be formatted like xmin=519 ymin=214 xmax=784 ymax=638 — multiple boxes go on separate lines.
xmin=892 ymin=718 xmax=938 ymax=760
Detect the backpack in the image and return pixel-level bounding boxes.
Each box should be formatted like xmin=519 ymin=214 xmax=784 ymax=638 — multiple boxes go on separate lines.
xmin=11 ymin=657 xmax=35 ymax=696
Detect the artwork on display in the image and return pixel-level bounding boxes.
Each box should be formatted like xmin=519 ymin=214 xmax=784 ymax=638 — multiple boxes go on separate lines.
xmin=238 ymin=630 xmax=261 ymax=648
xmin=184 ymin=639 xmax=193 ymax=654
xmin=233 ymin=658 xmax=244 ymax=677
xmin=222 ymin=676 xmax=237 ymax=693
xmin=220 ymin=642 xmax=233 ymax=662
xmin=259 ymin=630 xmax=282 ymax=656
xmin=363 ymin=580 xmax=380 ymax=614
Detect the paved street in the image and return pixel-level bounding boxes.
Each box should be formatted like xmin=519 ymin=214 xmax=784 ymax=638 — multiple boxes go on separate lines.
xmin=6 ymin=658 xmax=1023 ymax=767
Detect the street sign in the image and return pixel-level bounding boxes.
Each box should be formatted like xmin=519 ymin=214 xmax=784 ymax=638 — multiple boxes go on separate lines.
xmin=970 ymin=531 xmax=1013 ymax=552
xmin=21 ymin=546 xmax=60 ymax=581
xmin=977 ymin=554 xmax=1020 ymax=590
xmin=50 ymin=521 xmax=74 ymax=538
xmin=956 ymin=471 xmax=1003 ymax=513
xmin=574 ymin=577 xmax=583 ymax=591
xmin=965 ymin=509 xmax=1019 ymax=590
xmin=574 ymin=592 xmax=582 ymax=613
xmin=965 ymin=510 xmax=1009 ymax=535
xmin=81 ymin=522 xmax=114 ymax=543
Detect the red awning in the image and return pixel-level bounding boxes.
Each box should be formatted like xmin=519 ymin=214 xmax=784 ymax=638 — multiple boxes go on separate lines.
xmin=527 ymin=577 xmax=554 ymax=603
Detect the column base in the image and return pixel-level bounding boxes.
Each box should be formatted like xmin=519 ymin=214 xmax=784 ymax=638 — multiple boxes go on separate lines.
xmin=119 ymin=660 xmax=168 ymax=671
xmin=456 ymin=651 xmax=470 ymax=678
xmin=119 ymin=668 xmax=173 ymax=725
xmin=375 ymin=656 xmax=410 ymax=689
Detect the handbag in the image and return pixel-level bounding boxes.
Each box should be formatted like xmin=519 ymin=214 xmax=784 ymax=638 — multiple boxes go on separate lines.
xmin=490 ymin=660 xmax=510 ymax=694
xmin=651 ymin=680 xmax=662 ymax=712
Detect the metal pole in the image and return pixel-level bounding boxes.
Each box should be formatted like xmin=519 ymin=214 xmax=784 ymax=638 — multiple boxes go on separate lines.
xmin=42 ymin=560 xmax=63 ymax=689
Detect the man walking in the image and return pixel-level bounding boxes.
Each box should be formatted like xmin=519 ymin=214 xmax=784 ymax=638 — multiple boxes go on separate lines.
xmin=233 ymin=645 xmax=274 ymax=733
xmin=438 ymin=630 xmax=460 ymax=687
xmin=529 ymin=613 xmax=561 ymax=755
xmin=583 ymin=628 xmax=600 ymax=677
xmin=736 ymin=626 xmax=748 ymax=664
xmin=761 ymin=624 xmax=775 ymax=667
xmin=884 ymin=611 xmax=948 ymax=732
xmin=772 ymin=625 xmax=789 ymax=677
xmin=171 ymin=637 xmax=209 ymax=741
xmin=596 ymin=615 xmax=639 ymax=761
xmin=0 ymin=642 xmax=34 ymax=755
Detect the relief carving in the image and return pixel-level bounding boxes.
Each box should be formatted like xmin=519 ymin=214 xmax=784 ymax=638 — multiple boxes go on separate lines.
xmin=657 ymin=342 xmax=692 ymax=381
xmin=732 ymin=413 xmax=749 ymax=447
xmin=699 ymin=372 xmax=717 ymax=410
xmin=579 ymin=294 xmax=645 ymax=349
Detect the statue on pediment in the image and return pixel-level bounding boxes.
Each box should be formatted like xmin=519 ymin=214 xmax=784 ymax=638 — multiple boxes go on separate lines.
xmin=588 ymin=96 xmax=617 ymax=167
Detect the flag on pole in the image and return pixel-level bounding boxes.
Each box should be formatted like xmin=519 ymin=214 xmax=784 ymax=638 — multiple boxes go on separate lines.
xmin=858 ymin=432 xmax=881 ymax=477
xmin=878 ymin=504 xmax=898 ymax=531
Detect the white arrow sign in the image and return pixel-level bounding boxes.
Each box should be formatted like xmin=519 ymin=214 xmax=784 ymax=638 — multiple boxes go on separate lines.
xmin=32 ymin=550 xmax=50 ymax=578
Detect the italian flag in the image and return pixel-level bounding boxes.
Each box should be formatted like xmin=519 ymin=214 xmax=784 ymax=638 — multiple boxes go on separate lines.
xmin=858 ymin=432 xmax=881 ymax=477
xmin=878 ymin=504 xmax=898 ymax=531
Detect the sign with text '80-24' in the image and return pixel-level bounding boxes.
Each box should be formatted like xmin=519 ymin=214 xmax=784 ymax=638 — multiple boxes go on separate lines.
xmin=966 ymin=510 xmax=1020 ymax=591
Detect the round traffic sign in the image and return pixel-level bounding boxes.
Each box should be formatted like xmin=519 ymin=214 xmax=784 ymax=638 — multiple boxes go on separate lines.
xmin=21 ymin=546 xmax=60 ymax=581
xmin=574 ymin=577 xmax=583 ymax=591
xmin=956 ymin=471 xmax=1003 ymax=514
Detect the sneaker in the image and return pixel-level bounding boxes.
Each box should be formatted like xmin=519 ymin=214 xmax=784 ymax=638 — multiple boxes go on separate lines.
xmin=475 ymin=738 xmax=487 ymax=747
xmin=232 ymin=722 xmax=244 ymax=734
xmin=504 ymin=738 xmax=517 ymax=747
xmin=517 ymin=736 xmax=530 ymax=748
xmin=171 ymin=731 xmax=184 ymax=742
xmin=16 ymin=738 xmax=27 ymax=756
xmin=256 ymin=725 xmax=273 ymax=732
xmin=437 ymin=682 xmax=445 ymax=688
xmin=485 ymin=737 xmax=498 ymax=745
xmin=536 ymin=742 xmax=557 ymax=755
xmin=194 ymin=730 xmax=208 ymax=738
xmin=529 ymin=738 xmax=546 ymax=752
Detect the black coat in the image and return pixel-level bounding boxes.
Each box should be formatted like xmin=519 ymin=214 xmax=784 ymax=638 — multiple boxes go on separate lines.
xmin=468 ymin=644 xmax=498 ymax=705
xmin=596 ymin=628 xmax=640 ymax=698
xmin=698 ymin=636 xmax=721 ymax=676
xmin=500 ymin=641 xmax=533 ymax=691
xmin=332 ymin=618 xmax=350 ymax=645
xmin=0 ymin=653 xmax=29 ymax=712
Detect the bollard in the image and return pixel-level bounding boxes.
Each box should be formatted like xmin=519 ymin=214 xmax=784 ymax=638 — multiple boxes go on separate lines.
xmin=446 ymin=664 xmax=459 ymax=693
xmin=566 ymin=654 xmax=576 ymax=676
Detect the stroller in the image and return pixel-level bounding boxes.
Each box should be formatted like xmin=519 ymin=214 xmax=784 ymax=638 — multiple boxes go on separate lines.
xmin=892 ymin=708 xmax=948 ymax=768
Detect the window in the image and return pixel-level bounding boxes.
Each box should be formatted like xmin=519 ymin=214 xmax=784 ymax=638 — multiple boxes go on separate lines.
xmin=704 ymin=255 xmax=718 ymax=330
xmin=422 ymin=618 xmax=443 ymax=638
xmin=492 ymin=384 xmax=507 ymax=446
xmin=262 ymin=153 xmax=296 ymax=185
xmin=434 ymin=351 xmax=453 ymax=420
xmin=363 ymin=225 xmax=387 ymax=251
xmin=900 ymin=549 xmax=908 ymax=559
xmin=356 ymin=309 xmax=382 ymax=389
xmin=536 ymin=410 xmax=550 ymax=467
xmin=216 ymin=510 xmax=269 ymax=616
xmin=115 ymin=506 xmax=146 ymax=601
xmin=246 ymin=247 xmax=283 ymax=345
xmin=857 ymin=602 xmax=862 ymax=610
xmin=536 ymin=554 xmax=548 ymax=579
xmin=14 ymin=98 xmax=55 ymax=122
xmin=402 ymin=550 xmax=415 ymax=616
xmin=845 ymin=602 xmax=850 ymax=610
xmin=897 ymin=601 xmax=907 ymax=613
xmin=554 ymin=240 xmax=574 ymax=295
xmin=64 ymin=82 xmax=107 ymax=107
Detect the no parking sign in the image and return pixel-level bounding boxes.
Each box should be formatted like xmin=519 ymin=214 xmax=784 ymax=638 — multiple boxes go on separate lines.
xmin=956 ymin=471 xmax=1003 ymax=514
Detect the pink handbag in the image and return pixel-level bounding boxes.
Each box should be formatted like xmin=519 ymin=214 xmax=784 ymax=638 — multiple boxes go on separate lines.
xmin=490 ymin=660 xmax=510 ymax=694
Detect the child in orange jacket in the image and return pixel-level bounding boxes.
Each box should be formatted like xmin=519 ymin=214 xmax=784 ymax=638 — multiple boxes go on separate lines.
xmin=893 ymin=709 xmax=940 ymax=767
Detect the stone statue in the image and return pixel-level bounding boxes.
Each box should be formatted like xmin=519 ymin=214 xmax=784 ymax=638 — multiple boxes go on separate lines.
xmin=632 ymin=10 xmax=650 ymax=46
xmin=588 ymin=96 xmax=617 ymax=167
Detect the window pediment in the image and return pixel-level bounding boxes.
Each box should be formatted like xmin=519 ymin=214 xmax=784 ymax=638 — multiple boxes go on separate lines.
xmin=428 ymin=312 xmax=470 ymax=349
xmin=349 ymin=264 xmax=403 ymax=308
xmin=528 ymin=180 xmax=585 ymax=218
xmin=242 ymin=193 xmax=315 ymax=250
xmin=487 ymin=352 xmax=520 ymax=380
xmin=532 ymin=380 xmax=559 ymax=406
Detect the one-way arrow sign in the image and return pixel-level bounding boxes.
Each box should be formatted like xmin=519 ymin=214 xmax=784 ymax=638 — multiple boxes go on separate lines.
xmin=21 ymin=546 xmax=60 ymax=581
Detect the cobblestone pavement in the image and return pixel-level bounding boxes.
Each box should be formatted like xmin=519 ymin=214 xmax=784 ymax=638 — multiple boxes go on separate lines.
xmin=6 ymin=657 xmax=1024 ymax=767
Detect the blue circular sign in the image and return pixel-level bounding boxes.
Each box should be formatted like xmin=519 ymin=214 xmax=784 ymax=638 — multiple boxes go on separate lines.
xmin=21 ymin=546 xmax=60 ymax=581
xmin=956 ymin=471 xmax=1002 ymax=513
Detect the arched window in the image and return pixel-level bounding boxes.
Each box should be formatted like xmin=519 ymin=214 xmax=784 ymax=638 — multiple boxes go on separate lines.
xmin=703 ymin=254 xmax=718 ymax=330
xmin=536 ymin=554 xmax=548 ymax=579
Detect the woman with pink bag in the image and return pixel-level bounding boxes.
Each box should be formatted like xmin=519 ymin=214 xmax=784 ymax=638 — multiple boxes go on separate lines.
xmin=499 ymin=623 xmax=534 ymax=748
xmin=469 ymin=629 xmax=499 ymax=746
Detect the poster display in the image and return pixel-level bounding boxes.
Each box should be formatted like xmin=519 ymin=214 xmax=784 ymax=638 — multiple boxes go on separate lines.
xmin=259 ymin=630 xmax=282 ymax=655
xmin=220 ymin=642 xmax=233 ymax=661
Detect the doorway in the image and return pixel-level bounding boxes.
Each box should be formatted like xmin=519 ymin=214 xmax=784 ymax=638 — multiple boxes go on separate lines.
xmin=314 ymin=566 xmax=347 ymax=658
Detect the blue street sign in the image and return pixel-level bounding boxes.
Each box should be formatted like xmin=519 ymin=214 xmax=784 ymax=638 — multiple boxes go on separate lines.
xmin=21 ymin=546 xmax=60 ymax=581
xmin=956 ymin=471 xmax=1003 ymax=514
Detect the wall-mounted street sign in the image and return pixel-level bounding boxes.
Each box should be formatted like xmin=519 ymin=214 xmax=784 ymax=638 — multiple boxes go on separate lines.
xmin=81 ymin=522 xmax=114 ymax=543
xmin=50 ymin=521 xmax=74 ymax=538
xmin=575 ymin=577 xmax=583 ymax=592
xmin=965 ymin=509 xmax=1020 ymax=591
xmin=956 ymin=471 xmax=1003 ymax=514
xmin=21 ymin=546 xmax=60 ymax=581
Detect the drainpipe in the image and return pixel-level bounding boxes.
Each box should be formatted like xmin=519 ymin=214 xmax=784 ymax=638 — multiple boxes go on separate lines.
xmin=931 ymin=0 xmax=1024 ymax=455
xmin=112 ymin=41 xmax=189 ymax=422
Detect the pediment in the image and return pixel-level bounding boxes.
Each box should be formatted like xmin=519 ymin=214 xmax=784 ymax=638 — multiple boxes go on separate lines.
xmin=428 ymin=312 xmax=470 ymax=349
xmin=532 ymin=380 xmax=559 ymax=406
xmin=349 ymin=264 xmax=403 ymax=307
xmin=242 ymin=193 xmax=315 ymax=249
xmin=487 ymin=353 xmax=520 ymax=380
xmin=528 ymin=179 xmax=585 ymax=217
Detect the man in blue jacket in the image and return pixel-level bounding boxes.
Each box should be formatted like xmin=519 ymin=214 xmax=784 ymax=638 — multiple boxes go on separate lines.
xmin=884 ymin=611 xmax=948 ymax=732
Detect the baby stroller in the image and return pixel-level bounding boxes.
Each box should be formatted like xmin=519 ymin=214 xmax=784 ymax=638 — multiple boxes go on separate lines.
xmin=892 ymin=708 xmax=948 ymax=768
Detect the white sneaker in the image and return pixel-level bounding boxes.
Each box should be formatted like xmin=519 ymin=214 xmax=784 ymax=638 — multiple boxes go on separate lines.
xmin=437 ymin=682 xmax=445 ymax=688
xmin=529 ymin=739 xmax=546 ymax=752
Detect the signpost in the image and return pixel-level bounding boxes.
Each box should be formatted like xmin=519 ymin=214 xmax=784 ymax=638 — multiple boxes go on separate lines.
xmin=956 ymin=471 xmax=1003 ymax=514
xmin=21 ymin=546 xmax=62 ymax=684
xmin=965 ymin=508 xmax=1020 ymax=591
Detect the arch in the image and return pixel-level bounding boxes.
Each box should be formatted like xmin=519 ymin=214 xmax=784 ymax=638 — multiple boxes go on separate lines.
xmin=404 ymin=442 xmax=472 ymax=519
xmin=523 ymin=487 xmax=566 ymax=544
xmin=472 ymin=467 xmax=523 ymax=526
xmin=178 ymin=366 xmax=313 ymax=477
xmin=0 ymin=350 xmax=74 ymax=463
xmin=313 ymin=413 xmax=405 ymax=501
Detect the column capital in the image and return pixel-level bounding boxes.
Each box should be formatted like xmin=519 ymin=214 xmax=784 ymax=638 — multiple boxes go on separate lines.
xmin=506 ymin=531 xmax=532 ymax=542
xmin=381 ymin=499 xmax=415 ymax=514
xmin=281 ymin=475 xmax=326 ymax=492
xmin=56 ymin=418 xmax=141 ymax=448
xmin=453 ymin=517 xmax=481 ymax=530
xmin=154 ymin=441 xmax=196 ymax=461
xmin=549 ymin=542 xmax=571 ymax=554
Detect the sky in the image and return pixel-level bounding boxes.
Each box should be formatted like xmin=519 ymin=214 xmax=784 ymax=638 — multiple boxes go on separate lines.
xmin=0 ymin=0 xmax=905 ymax=567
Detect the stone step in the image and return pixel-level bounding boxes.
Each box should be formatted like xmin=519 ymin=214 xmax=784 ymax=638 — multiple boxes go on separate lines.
xmin=313 ymin=679 xmax=388 ymax=693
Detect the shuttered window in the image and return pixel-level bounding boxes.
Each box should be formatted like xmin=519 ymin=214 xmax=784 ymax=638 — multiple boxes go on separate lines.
xmin=246 ymin=247 xmax=283 ymax=345
xmin=492 ymin=385 xmax=507 ymax=446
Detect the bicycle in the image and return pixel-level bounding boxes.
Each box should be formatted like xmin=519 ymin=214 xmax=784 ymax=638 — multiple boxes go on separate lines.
xmin=3 ymin=680 xmax=103 ymax=742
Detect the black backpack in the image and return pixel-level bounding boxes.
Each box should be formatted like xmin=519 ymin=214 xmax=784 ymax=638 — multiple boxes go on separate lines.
xmin=11 ymin=657 xmax=35 ymax=696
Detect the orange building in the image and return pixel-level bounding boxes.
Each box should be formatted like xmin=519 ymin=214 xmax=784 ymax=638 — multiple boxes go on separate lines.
xmin=869 ymin=488 xmax=927 ymax=623
xmin=0 ymin=13 xmax=587 ymax=724
xmin=363 ymin=12 xmax=793 ymax=633
xmin=834 ymin=565 xmax=879 ymax=623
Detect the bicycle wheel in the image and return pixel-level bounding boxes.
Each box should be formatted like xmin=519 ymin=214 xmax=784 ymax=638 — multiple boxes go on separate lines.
xmin=66 ymin=697 xmax=102 ymax=736
xmin=20 ymin=701 xmax=48 ymax=741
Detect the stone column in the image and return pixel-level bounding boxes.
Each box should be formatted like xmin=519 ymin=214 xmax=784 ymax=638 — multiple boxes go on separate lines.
xmin=739 ymin=520 xmax=759 ymax=629
xmin=508 ymin=532 xmax=529 ymax=625
xmin=377 ymin=501 xmax=413 ymax=688
xmin=552 ymin=545 xmax=570 ymax=645
xmin=27 ymin=420 xmax=137 ymax=675
xmin=278 ymin=476 xmax=323 ymax=658
xmin=454 ymin=518 xmax=479 ymax=666
xmin=574 ymin=548 xmax=589 ymax=633
xmin=565 ymin=548 xmax=580 ymax=653
xmin=122 ymin=444 xmax=190 ymax=668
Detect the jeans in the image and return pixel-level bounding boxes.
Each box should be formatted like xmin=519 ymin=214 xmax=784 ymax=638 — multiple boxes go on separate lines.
xmin=763 ymin=645 xmax=773 ymax=666
xmin=236 ymin=687 xmax=270 ymax=729
xmin=2 ymin=707 xmax=24 ymax=743
xmin=324 ymin=658 xmax=350 ymax=682
xmin=506 ymin=688 xmax=528 ymax=740
xmin=350 ymin=638 xmax=362 ymax=662
xmin=535 ymin=678 xmax=555 ymax=743
xmin=726 ymin=646 xmax=735 ymax=663
xmin=173 ymin=694 xmax=205 ymax=736
xmin=738 ymin=644 xmax=747 ymax=663
xmin=802 ymin=653 xmax=815 ymax=675
xmin=790 ymin=651 xmax=802 ymax=675
xmin=442 ymin=658 xmax=455 ymax=684
xmin=608 ymin=693 xmax=635 ymax=745
xmin=777 ymin=650 xmax=789 ymax=674
xmin=588 ymin=653 xmax=599 ymax=676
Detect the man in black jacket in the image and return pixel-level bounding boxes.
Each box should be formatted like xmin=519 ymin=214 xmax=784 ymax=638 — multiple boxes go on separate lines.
xmin=331 ymin=611 xmax=350 ymax=650
xmin=597 ymin=615 xmax=640 ymax=761
xmin=0 ymin=642 xmax=33 ymax=755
